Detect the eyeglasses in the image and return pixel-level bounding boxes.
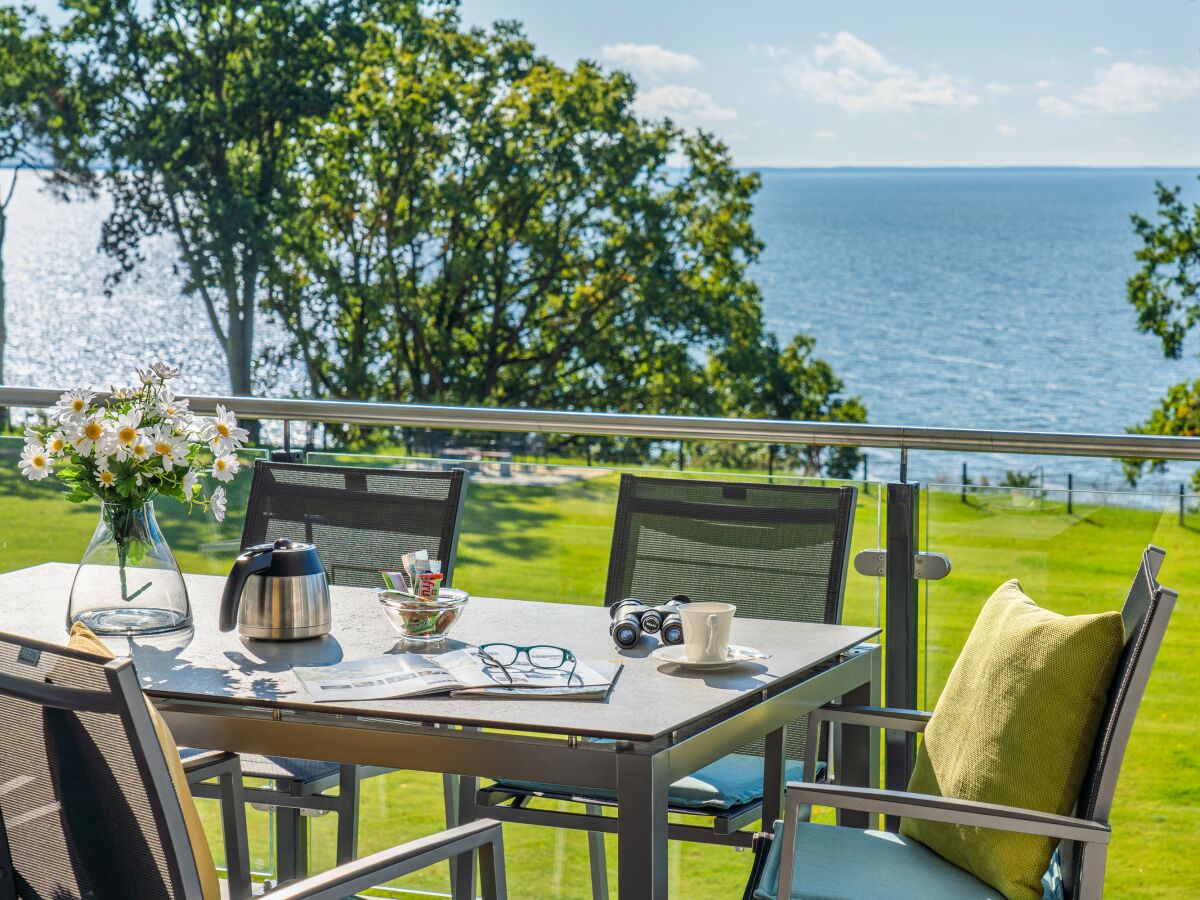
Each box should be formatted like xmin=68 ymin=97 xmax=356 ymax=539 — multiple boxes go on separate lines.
xmin=478 ymin=643 xmax=579 ymax=686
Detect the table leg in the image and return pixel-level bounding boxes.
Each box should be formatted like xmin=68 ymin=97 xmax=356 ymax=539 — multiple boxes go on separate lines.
xmin=836 ymin=649 xmax=882 ymax=830
xmin=761 ymin=726 xmax=786 ymax=826
xmin=616 ymin=750 xmax=669 ymax=899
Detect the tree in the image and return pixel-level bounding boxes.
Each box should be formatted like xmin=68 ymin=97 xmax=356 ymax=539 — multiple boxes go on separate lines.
xmin=263 ymin=4 xmax=765 ymax=416
xmin=0 ymin=6 xmax=70 ymax=428
xmin=1123 ymin=178 xmax=1200 ymax=487
xmin=708 ymin=334 xmax=867 ymax=478
xmin=58 ymin=0 xmax=396 ymax=436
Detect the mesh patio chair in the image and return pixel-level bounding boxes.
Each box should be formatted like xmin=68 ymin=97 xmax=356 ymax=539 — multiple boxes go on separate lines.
xmin=185 ymin=460 xmax=469 ymax=883
xmin=744 ymin=544 xmax=1176 ymax=900
xmin=0 ymin=629 xmax=505 ymax=900
xmin=475 ymin=474 xmax=859 ymax=899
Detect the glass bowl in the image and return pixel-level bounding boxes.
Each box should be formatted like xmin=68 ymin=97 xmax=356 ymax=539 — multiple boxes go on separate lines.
xmin=377 ymin=588 xmax=469 ymax=643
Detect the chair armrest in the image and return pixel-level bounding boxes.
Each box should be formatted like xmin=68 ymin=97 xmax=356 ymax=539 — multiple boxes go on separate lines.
xmin=264 ymin=819 xmax=505 ymax=900
xmin=785 ymin=782 xmax=1109 ymax=845
xmin=813 ymin=704 xmax=931 ymax=733
xmin=181 ymin=750 xmax=242 ymax=783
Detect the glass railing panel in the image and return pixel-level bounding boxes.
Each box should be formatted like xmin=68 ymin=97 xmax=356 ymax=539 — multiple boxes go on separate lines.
xmin=923 ymin=478 xmax=1200 ymax=897
xmin=0 ymin=434 xmax=265 ymax=578
xmin=299 ymin=449 xmax=883 ymax=897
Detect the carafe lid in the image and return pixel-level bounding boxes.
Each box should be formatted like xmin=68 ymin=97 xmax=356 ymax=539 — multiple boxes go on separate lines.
xmin=245 ymin=538 xmax=324 ymax=577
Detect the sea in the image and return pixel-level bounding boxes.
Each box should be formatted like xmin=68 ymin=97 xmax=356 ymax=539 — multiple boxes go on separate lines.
xmin=3 ymin=167 xmax=1197 ymax=494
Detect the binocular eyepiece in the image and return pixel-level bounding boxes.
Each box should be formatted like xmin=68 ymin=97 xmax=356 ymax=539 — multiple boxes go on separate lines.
xmin=609 ymin=594 xmax=689 ymax=648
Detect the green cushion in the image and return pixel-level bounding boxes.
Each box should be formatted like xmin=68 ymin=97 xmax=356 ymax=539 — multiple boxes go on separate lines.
xmin=751 ymin=820 xmax=1007 ymax=900
xmin=494 ymin=752 xmax=816 ymax=811
xmin=901 ymin=580 xmax=1124 ymax=900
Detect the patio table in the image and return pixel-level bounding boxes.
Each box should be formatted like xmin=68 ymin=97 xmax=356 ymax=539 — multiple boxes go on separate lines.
xmin=0 ymin=563 xmax=880 ymax=900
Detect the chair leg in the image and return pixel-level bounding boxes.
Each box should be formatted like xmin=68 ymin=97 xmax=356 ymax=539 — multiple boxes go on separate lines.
xmin=217 ymin=767 xmax=253 ymax=899
xmin=584 ymin=804 xmax=610 ymax=900
xmin=275 ymin=803 xmax=307 ymax=884
xmin=477 ymin=828 xmax=508 ymax=900
xmin=335 ymin=764 xmax=362 ymax=866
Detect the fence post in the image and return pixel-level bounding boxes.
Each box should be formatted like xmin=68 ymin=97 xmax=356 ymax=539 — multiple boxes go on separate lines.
xmin=1181 ymin=483 xmax=1186 ymax=527
xmin=884 ymin=480 xmax=920 ymax=830
xmin=1067 ymin=473 xmax=1073 ymax=515
xmin=961 ymin=462 xmax=967 ymax=503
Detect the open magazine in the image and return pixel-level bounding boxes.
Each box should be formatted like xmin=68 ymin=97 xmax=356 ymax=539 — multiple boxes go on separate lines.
xmin=294 ymin=647 xmax=620 ymax=703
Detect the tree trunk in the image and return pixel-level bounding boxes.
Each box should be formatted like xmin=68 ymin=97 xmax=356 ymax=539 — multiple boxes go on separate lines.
xmin=226 ymin=306 xmax=260 ymax=444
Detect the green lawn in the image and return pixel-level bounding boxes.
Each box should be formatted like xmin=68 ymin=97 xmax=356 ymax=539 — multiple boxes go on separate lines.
xmin=0 ymin=441 xmax=1195 ymax=897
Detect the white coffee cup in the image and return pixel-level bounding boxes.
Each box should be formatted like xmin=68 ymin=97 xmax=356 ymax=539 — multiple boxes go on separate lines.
xmin=680 ymin=602 xmax=735 ymax=663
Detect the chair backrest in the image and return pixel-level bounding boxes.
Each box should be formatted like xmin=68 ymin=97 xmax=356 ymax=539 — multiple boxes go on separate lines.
xmin=603 ymin=474 xmax=857 ymax=623
xmin=1063 ymin=544 xmax=1176 ymax=897
xmin=0 ymin=632 xmax=201 ymax=899
xmin=240 ymin=461 xmax=469 ymax=589
xmin=603 ymin=474 xmax=858 ymax=766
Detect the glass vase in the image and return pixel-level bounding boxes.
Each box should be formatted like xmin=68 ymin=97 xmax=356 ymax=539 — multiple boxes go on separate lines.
xmin=67 ymin=501 xmax=191 ymax=635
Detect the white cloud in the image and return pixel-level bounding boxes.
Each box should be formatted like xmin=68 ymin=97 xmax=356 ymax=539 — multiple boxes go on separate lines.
xmin=1091 ymin=46 xmax=1111 ymax=57
xmin=1035 ymin=80 xmax=1055 ymax=90
xmin=757 ymin=33 xmax=978 ymax=112
xmin=812 ymin=129 xmax=839 ymax=140
xmin=634 ymin=85 xmax=737 ymax=122
xmin=910 ymin=131 xmax=930 ymax=141
xmin=1038 ymin=62 xmax=1200 ymax=115
xmin=995 ymin=124 xmax=1020 ymax=137
xmin=984 ymin=82 xmax=1013 ymax=95
xmin=601 ymin=43 xmax=701 ymax=78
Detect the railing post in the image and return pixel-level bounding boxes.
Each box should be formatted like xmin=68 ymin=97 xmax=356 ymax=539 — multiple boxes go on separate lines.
xmin=884 ymin=480 xmax=920 ymax=830
xmin=1068 ymin=473 xmax=1073 ymax=515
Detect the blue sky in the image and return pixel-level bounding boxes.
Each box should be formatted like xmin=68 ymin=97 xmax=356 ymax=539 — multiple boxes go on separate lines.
xmin=458 ymin=0 xmax=1200 ymax=166
xmin=29 ymin=0 xmax=1200 ymax=167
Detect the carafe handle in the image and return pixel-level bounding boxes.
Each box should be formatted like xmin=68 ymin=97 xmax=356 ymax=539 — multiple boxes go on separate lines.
xmin=219 ymin=546 xmax=274 ymax=632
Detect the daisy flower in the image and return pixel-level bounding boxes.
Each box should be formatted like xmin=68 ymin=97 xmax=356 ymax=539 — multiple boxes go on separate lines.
xmin=44 ymin=430 xmax=70 ymax=457
xmin=95 ymin=467 xmax=117 ymax=489
xmin=52 ymin=388 xmax=94 ymax=424
xmin=182 ymin=468 xmax=200 ymax=499
xmin=18 ymin=443 xmax=51 ymax=481
xmin=151 ymin=362 xmax=181 ymax=380
xmin=70 ymin=415 xmax=107 ymax=456
xmin=211 ymin=452 xmax=240 ymax=483
xmin=108 ymin=410 xmax=144 ymax=460
xmin=205 ymin=405 xmax=249 ymax=453
xmin=134 ymin=366 xmax=156 ymax=386
xmin=127 ymin=430 xmax=153 ymax=463
xmin=209 ymin=486 xmax=228 ymax=523
xmin=149 ymin=426 xmax=189 ymax=471
xmin=157 ymin=388 xmax=191 ymax=425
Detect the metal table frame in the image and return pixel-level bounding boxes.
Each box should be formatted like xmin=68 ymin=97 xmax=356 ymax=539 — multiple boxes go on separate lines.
xmin=160 ymin=645 xmax=879 ymax=898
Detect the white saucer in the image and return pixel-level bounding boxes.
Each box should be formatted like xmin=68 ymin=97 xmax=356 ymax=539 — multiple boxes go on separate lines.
xmin=651 ymin=644 xmax=769 ymax=671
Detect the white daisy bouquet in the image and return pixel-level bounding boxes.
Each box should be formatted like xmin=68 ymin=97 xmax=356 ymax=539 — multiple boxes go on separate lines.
xmin=18 ymin=362 xmax=245 ymax=523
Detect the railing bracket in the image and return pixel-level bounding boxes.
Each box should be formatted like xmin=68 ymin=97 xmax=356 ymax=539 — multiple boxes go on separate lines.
xmin=854 ymin=550 xmax=951 ymax=581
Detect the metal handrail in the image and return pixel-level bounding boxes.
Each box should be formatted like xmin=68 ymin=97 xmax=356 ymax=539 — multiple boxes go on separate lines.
xmin=2 ymin=384 xmax=1198 ymax=460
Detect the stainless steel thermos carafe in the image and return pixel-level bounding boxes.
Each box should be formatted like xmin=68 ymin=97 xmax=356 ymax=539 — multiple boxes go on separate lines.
xmin=220 ymin=538 xmax=331 ymax=640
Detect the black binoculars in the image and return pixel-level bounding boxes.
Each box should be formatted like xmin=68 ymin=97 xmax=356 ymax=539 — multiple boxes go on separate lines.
xmin=609 ymin=595 xmax=690 ymax=648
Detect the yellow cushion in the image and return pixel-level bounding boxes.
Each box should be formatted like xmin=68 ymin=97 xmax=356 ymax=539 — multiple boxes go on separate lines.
xmin=68 ymin=623 xmax=221 ymax=900
xmin=900 ymin=580 xmax=1124 ymax=900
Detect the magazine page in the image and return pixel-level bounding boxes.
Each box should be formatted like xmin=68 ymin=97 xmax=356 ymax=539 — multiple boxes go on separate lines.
xmin=294 ymin=653 xmax=464 ymax=703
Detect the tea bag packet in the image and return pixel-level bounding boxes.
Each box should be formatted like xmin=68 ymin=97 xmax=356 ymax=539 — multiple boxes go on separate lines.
xmin=380 ymin=570 xmax=410 ymax=592
xmin=401 ymin=550 xmax=443 ymax=601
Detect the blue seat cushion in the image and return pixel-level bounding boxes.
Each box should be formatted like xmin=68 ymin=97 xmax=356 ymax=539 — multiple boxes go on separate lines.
xmin=752 ymin=821 xmax=1063 ymax=900
xmin=493 ymin=753 xmax=818 ymax=811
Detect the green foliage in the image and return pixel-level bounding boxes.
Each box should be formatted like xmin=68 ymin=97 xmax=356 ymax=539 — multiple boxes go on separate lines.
xmin=1000 ymin=470 xmax=1038 ymax=488
xmin=56 ymin=0 xmax=396 ymax=401
xmin=263 ymin=3 xmax=765 ymax=415
xmin=1125 ymin=179 xmax=1200 ymax=485
xmin=707 ymin=334 xmax=867 ymax=477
